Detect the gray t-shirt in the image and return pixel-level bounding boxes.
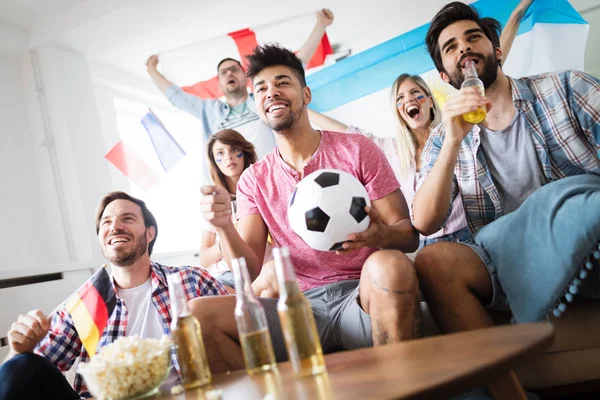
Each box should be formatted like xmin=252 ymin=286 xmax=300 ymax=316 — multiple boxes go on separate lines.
xmin=479 ymin=111 xmax=548 ymax=215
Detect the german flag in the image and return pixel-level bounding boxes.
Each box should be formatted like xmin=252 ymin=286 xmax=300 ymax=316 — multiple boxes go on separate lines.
xmin=66 ymin=266 xmax=116 ymax=357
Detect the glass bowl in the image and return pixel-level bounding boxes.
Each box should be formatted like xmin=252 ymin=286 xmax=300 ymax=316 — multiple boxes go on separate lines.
xmin=78 ymin=336 xmax=172 ymax=400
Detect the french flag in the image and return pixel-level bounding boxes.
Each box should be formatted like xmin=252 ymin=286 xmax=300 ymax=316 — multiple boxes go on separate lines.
xmin=105 ymin=109 xmax=185 ymax=191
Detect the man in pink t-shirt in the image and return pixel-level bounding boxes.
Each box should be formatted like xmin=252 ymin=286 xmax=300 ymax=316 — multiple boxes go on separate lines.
xmin=190 ymin=44 xmax=420 ymax=373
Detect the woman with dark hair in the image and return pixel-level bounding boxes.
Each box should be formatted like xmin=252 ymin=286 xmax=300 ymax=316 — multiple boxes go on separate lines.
xmin=200 ymin=129 xmax=259 ymax=290
xmin=206 ymin=129 xmax=258 ymax=197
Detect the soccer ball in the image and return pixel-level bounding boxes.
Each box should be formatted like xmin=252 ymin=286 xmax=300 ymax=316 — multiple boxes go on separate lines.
xmin=288 ymin=169 xmax=371 ymax=251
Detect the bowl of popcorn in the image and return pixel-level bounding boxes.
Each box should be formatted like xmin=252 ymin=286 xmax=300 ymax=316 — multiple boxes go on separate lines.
xmin=78 ymin=335 xmax=172 ymax=400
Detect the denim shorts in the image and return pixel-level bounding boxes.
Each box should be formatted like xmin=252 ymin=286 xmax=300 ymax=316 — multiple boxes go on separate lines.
xmin=459 ymin=241 xmax=510 ymax=310
xmin=216 ymin=271 xmax=235 ymax=288
xmin=419 ymin=225 xmax=473 ymax=249
xmin=258 ymin=279 xmax=372 ymax=362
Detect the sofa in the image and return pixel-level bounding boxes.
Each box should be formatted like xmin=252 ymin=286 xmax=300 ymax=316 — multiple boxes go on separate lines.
xmin=511 ymin=298 xmax=600 ymax=392
xmin=420 ymin=297 xmax=600 ymax=397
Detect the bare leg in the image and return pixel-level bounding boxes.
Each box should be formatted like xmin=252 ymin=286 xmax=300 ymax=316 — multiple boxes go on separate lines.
xmin=413 ymin=243 xmax=526 ymax=396
xmin=251 ymin=260 xmax=280 ymax=298
xmin=359 ymin=250 xmax=422 ymax=344
xmin=188 ymin=296 xmax=244 ymax=373
xmin=414 ymin=242 xmax=495 ymax=333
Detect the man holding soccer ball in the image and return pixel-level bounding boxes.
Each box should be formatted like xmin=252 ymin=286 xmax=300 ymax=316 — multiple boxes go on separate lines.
xmin=193 ymin=44 xmax=420 ymax=373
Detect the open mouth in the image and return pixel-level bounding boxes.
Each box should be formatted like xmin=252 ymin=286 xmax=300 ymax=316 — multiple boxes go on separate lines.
xmin=227 ymin=78 xmax=236 ymax=85
xmin=406 ymin=104 xmax=421 ymax=120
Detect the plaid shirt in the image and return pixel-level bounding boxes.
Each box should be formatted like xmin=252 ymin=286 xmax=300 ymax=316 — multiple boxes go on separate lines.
xmin=35 ymin=261 xmax=227 ymax=398
xmin=420 ymin=70 xmax=600 ymax=234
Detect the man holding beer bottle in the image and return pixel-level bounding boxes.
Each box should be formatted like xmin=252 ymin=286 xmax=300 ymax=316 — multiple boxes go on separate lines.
xmin=194 ymin=44 xmax=421 ymax=374
xmin=412 ymin=2 xmax=599 ymax=337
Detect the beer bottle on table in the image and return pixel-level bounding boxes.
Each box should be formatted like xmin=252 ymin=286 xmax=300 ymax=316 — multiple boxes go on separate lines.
xmin=231 ymin=257 xmax=277 ymax=374
xmin=461 ymin=60 xmax=487 ymax=124
xmin=167 ymin=273 xmax=212 ymax=388
xmin=273 ymin=247 xmax=325 ymax=377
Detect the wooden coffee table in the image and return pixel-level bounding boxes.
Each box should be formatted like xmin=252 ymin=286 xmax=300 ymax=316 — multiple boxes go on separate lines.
xmin=152 ymin=323 xmax=554 ymax=399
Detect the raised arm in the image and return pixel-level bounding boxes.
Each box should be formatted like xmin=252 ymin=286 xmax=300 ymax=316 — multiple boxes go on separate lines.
xmin=296 ymin=9 xmax=334 ymax=65
xmin=146 ymin=54 xmax=175 ymax=94
xmin=307 ymin=108 xmax=349 ymax=132
xmin=201 ymin=185 xmax=269 ymax=281
xmin=412 ymin=132 xmax=458 ymax=235
xmin=500 ymin=0 xmax=533 ymax=65
xmin=413 ymin=86 xmax=491 ymax=235
xmin=146 ymin=54 xmax=216 ymax=120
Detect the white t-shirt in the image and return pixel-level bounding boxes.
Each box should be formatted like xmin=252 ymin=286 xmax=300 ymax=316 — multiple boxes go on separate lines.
xmin=117 ymin=278 xmax=179 ymax=384
xmin=117 ymin=278 xmax=164 ymax=339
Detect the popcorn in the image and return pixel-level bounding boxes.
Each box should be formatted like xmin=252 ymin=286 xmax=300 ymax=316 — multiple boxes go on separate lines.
xmin=78 ymin=335 xmax=172 ymax=400
xmin=206 ymin=389 xmax=224 ymax=400
xmin=170 ymin=385 xmax=184 ymax=395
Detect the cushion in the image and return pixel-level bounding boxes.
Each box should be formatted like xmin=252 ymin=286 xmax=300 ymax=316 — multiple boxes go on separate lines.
xmin=474 ymin=172 xmax=600 ymax=323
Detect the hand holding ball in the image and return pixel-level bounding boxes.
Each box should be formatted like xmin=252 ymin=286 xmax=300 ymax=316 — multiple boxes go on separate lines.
xmin=288 ymin=169 xmax=371 ymax=251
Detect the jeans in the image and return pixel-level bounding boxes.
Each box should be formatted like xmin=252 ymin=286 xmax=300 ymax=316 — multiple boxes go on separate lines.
xmin=0 ymin=353 xmax=79 ymax=400
xmin=216 ymin=270 xmax=235 ymax=288
xmin=419 ymin=225 xmax=473 ymax=249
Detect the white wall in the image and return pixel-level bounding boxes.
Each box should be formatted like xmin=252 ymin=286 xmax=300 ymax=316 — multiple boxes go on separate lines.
xmin=0 ymin=18 xmax=65 ymax=272
xmin=34 ymin=46 xmax=102 ymax=264
xmin=0 ymin=53 xmax=58 ymax=270
xmin=0 ymin=35 xmax=119 ymax=274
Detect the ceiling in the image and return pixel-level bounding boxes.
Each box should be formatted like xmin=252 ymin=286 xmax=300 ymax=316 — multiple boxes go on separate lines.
xmin=0 ymin=0 xmax=598 ymax=77
xmin=0 ymin=0 xmax=82 ymax=28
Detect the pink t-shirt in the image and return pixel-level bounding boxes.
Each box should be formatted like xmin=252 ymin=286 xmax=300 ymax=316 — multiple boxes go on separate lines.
xmin=236 ymin=130 xmax=400 ymax=291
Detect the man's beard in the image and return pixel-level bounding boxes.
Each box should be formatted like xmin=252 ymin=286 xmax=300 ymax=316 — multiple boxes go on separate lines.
xmin=267 ymin=103 xmax=304 ymax=132
xmin=102 ymin=234 xmax=148 ymax=267
xmin=446 ymin=52 xmax=498 ymax=90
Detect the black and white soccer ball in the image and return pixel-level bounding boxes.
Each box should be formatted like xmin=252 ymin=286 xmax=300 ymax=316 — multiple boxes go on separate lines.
xmin=288 ymin=169 xmax=371 ymax=252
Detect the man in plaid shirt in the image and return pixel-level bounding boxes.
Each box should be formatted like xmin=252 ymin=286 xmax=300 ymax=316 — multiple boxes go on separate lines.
xmin=0 ymin=191 xmax=227 ymax=399
xmin=413 ymin=2 xmax=599 ymax=344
